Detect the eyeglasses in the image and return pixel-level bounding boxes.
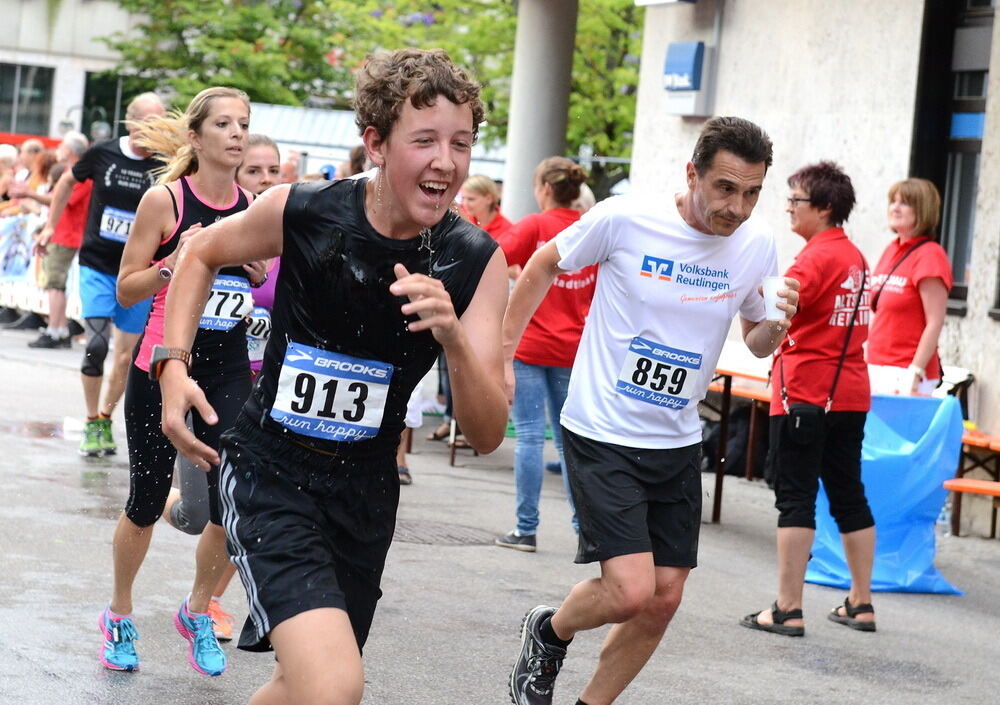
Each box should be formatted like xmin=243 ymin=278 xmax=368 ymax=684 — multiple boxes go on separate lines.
xmin=786 ymin=197 xmax=812 ymax=207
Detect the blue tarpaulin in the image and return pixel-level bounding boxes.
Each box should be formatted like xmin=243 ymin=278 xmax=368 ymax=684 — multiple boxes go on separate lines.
xmin=805 ymin=394 xmax=964 ymax=594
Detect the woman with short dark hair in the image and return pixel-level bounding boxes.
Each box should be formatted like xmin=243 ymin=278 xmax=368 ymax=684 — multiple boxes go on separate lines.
xmin=741 ymin=161 xmax=877 ymax=637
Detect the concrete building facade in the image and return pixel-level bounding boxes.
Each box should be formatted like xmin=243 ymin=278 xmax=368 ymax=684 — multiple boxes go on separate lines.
xmin=633 ymin=0 xmax=1000 ymax=437
xmin=0 ymin=0 xmax=137 ymax=137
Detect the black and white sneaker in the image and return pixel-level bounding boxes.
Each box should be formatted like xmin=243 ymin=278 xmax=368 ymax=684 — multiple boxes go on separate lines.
xmin=509 ymin=605 xmax=565 ymax=705
xmin=495 ymin=530 xmax=537 ymax=552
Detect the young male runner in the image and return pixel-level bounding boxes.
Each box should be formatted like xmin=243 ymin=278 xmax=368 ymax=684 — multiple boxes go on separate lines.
xmin=504 ymin=116 xmax=799 ymax=705
xmin=157 ymin=49 xmax=509 ymax=705
xmin=39 ymin=93 xmax=166 ymax=456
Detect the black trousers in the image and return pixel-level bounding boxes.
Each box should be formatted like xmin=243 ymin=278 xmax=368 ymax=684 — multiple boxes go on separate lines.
xmin=767 ymin=411 xmax=875 ymax=533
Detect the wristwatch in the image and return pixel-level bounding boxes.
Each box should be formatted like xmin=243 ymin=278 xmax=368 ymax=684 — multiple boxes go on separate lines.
xmin=149 ymin=345 xmax=191 ymax=381
xmin=156 ymin=259 xmax=173 ymax=280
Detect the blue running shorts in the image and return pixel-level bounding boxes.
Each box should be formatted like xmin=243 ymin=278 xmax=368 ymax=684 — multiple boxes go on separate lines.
xmin=79 ymin=265 xmax=152 ymax=334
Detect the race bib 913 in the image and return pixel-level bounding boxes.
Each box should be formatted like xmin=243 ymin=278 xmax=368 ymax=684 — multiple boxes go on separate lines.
xmin=615 ymin=336 xmax=702 ymax=410
xmin=270 ymin=342 xmax=394 ymax=442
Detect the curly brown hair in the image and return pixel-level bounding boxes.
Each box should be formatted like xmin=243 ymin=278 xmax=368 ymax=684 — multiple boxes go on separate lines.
xmin=354 ymin=48 xmax=485 ymax=141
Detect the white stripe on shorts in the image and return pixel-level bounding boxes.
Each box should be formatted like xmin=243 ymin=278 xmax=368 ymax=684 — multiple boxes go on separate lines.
xmin=219 ymin=450 xmax=270 ymax=639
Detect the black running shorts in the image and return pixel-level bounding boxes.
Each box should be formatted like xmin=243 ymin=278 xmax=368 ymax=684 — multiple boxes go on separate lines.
xmin=219 ymin=414 xmax=399 ymax=653
xmin=562 ymin=426 xmax=702 ymax=568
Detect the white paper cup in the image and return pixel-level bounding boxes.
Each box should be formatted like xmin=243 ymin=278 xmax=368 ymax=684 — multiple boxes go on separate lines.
xmin=762 ymin=276 xmax=786 ymax=321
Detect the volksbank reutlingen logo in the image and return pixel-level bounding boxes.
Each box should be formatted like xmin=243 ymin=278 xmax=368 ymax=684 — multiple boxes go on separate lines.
xmin=639 ymin=254 xmax=730 ymax=292
xmin=640 ymin=255 xmax=674 ymax=280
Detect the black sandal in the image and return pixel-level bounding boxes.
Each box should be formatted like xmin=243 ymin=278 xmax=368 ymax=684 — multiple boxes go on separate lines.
xmin=397 ymin=466 xmax=412 ymax=485
xmin=740 ymin=601 xmax=805 ymax=637
xmin=426 ymin=423 xmax=450 ymax=441
xmin=828 ymin=598 xmax=876 ymax=632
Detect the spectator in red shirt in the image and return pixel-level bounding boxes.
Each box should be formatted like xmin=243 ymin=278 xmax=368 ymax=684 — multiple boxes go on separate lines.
xmin=867 ymin=178 xmax=951 ymax=395
xmin=460 ymin=174 xmax=511 ymax=241
xmin=494 ymin=156 xmax=596 ymax=552
xmin=29 ymin=131 xmax=91 ymax=348
xmin=742 ymin=161 xmax=876 ymax=637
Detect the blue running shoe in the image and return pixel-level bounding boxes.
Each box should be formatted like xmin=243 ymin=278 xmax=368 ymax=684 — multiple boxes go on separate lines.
xmin=174 ymin=599 xmax=227 ymax=676
xmin=98 ymin=606 xmax=139 ymax=671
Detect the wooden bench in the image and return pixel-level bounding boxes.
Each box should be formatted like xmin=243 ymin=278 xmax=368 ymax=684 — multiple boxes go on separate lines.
xmin=944 ymin=476 xmax=1000 ymax=538
xmin=948 ymin=432 xmax=1000 ymax=536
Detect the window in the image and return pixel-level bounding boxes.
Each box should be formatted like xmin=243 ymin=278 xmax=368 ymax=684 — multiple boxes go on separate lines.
xmin=0 ymin=63 xmax=55 ymax=135
xmin=911 ymin=1 xmax=993 ymax=314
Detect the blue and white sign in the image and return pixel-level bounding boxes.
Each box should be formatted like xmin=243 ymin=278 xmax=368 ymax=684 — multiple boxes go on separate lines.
xmin=663 ymin=41 xmax=705 ymax=91
xmin=270 ymin=341 xmax=394 ymax=442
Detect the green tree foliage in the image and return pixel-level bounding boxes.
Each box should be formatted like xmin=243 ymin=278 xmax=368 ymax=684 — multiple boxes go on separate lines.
xmin=569 ymin=0 xmax=643 ymax=197
xmin=103 ymin=0 xmax=353 ymax=107
xmin=104 ymin=0 xmax=642 ymax=197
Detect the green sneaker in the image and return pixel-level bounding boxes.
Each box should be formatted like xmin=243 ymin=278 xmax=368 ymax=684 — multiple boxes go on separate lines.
xmin=97 ymin=416 xmax=117 ymax=455
xmin=79 ymin=419 xmax=103 ymax=457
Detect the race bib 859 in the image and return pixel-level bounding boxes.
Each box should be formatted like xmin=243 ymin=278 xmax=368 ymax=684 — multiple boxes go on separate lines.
xmin=616 ymin=336 xmax=702 ymax=410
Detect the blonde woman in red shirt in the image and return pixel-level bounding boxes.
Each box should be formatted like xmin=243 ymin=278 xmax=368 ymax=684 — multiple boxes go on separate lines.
xmin=866 ymin=178 xmax=951 ymax=395
xmin=460 ymin=173 xmax=512 ymax=240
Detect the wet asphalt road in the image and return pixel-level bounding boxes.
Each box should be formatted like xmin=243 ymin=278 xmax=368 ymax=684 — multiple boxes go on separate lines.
xmin=1 ymin=327 xmax=999 ymax=705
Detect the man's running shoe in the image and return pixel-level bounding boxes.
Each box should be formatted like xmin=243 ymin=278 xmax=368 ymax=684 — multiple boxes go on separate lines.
xmin=79 ymin=419 xmax=103 ymax=457
xmin=207 ymin=598 xmax=234 ymax=642
xmin=97 ymin=416 xmax=117 ymax=455
xmin=174 ymin=599 xmax=227 ymax=676
xmin=495 ymin=530 xmax=537 ymax=552
xmin=28 ymin=332 xmax=71 ymax=348
xmin=98 ymin=606 xmax=139 ymax=671
xmin=509 ymin=605 xmax=565 ymax=705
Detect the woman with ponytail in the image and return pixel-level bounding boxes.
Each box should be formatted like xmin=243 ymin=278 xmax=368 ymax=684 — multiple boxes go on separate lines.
xmin=101 ymin=86 xmax=263 ymax=677
xmin=494 ymin=156 xmax=597 ymax=551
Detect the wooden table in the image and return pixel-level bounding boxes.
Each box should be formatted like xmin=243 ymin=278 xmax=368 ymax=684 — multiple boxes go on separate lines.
xmin=702 ymin=344 xmax=772 ymax=523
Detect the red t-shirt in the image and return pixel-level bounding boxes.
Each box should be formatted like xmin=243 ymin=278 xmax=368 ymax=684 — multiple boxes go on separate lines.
xmin=499 ymin=207 xmax=597 ymax=368
xmin=770 ymin=228 xmax=871 ymax=415
xmin=481 ymin=211 xmax=512 ymax=241
xmin=866 ymin=236 xmax=952 ymax=379
xmin=51 ymin=180 xmax=93 ymax=249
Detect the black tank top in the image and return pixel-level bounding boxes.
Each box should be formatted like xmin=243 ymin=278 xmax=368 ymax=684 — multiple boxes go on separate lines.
xmin=242 ymin=177 xmax=498 ymax=455
xmin=154 ymin=176 xmax=253 ymax=379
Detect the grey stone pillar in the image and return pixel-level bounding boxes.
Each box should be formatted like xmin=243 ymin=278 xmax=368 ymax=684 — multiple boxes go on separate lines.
xmin=501 ymin=0 xmax=579 ymax=221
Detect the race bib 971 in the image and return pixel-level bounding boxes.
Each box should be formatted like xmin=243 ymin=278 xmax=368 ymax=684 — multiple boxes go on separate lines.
xmin=98 ymin=207 xmax=135 ymax=242
xmin=616 ymin=336 xmax=702 ymax=410
xmin=270 ymin=342 xmax=394 ymax=442
xmin=199 ymin=275 xmax=253 ymax=331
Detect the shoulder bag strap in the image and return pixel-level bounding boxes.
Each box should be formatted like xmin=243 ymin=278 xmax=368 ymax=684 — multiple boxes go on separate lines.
xmin=779 ymin=256 xmax=867 ymax=413
xmin=870 ymin=239 xmax=931 ymax=312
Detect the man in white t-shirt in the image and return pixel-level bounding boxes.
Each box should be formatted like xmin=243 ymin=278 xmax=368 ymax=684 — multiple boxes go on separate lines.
xmin=505 ymin=117 xmax=799 ymax=705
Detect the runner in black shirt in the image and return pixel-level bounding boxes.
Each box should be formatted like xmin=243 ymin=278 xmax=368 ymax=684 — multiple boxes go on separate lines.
xmin=38 ymin=93 xmax=165 ymax=457
xmin=158 ymin=49 xmax=508 ymax=705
